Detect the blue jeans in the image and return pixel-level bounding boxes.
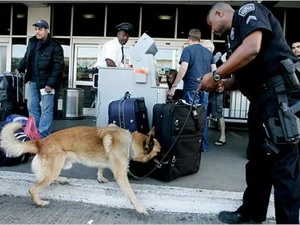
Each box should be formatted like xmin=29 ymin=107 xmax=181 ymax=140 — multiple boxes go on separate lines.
xmin=183 ymin=90 xmax=209 ymax=152
xmin=27 ymin=82 xmax=54 ymax=138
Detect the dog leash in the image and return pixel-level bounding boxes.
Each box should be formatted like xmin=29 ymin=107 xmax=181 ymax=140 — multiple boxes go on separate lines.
xmin=128 ymin=91 xmax=199 ymax=180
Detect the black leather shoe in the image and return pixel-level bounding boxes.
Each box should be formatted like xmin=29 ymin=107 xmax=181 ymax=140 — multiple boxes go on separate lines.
xmin=218 ymin=211 xmax=262 ymax=224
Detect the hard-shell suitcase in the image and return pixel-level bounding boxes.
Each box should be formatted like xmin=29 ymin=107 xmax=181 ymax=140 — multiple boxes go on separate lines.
xmin=129 ymin=100 xmax=206 ymax=181
xmin=108 ymin=91 xmax=149 ymax=134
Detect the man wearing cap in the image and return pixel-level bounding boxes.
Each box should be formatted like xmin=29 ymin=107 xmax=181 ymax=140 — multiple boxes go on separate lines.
xmin=96 ymin=22 xmax=133 ymax=67
xmin=17 ymin=19 xmax=64 ymax=138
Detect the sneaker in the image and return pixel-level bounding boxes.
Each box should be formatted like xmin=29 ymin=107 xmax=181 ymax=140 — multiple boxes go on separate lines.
xmin=218 ymin=211 xmax=262 ymax=224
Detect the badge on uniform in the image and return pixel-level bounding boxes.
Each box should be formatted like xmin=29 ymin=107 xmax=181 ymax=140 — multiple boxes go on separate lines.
xmin=238 ymin=3 xmax=255 ymax=17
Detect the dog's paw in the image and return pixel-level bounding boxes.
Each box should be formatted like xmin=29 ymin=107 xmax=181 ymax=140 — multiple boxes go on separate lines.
xmin=55 ymin=177 xmax=70 ymax=185
xmin=36 ymin=200 xmax=50 ymax=207
xmin=97 ymin=176 xmax=109 ymax=183
xmin=137 ymin=207 xmax=148 ymax=215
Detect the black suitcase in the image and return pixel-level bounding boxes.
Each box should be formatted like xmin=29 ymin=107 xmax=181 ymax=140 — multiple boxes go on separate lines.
xmin=129 ymin=100 xmax=206 ymax=181
xmin=108 ymin=91 xmax=149 ymax=134
xmin=0 ymin=72 xmax=28 ymax=121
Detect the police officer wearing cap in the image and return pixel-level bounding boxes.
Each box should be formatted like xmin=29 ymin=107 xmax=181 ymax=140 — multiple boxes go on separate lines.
xmin=17 ymin=19 xmax=64 ymax=138
xmin=200 ymin=2 xmax=300 ymax=224
xmin=96 ymin=22 xmax=133 ymax=67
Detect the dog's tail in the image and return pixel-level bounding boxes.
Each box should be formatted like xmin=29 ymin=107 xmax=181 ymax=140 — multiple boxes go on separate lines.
xmin=0 ymin=122 xmax=39 ymax=157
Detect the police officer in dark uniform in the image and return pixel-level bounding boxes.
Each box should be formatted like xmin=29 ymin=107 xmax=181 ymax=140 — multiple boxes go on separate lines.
xmin=199 ymin=2 xmax=300 ymax=224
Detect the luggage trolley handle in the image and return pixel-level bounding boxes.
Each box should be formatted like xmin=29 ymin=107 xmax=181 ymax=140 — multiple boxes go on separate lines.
xmin=117 ymin=91 xmax=131 ymax=129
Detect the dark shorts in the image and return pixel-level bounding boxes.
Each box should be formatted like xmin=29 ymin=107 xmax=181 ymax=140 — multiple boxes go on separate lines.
xmin=211 ymin=92 xmax=224 ymax=119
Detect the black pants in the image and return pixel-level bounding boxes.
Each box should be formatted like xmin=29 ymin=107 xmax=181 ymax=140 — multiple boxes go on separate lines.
xmin=237 ymin=89 xmax=300 ymax=224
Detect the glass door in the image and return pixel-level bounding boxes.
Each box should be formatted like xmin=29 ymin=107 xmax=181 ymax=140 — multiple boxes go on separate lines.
xmin=73 ymin=44 xmax=100 ymax=116
xmin=0 ymin=44 xmax=8 ymax=74
xmin=73 ymin=44 xmax=99 ymax=87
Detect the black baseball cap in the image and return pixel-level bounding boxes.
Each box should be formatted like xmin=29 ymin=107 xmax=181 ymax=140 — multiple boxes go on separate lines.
xmin=32 ymin=20 xmax=49 ymax=29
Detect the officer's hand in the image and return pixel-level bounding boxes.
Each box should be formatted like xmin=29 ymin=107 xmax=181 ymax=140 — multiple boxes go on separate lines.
xmin=216 ymin=80 xmax=225 ymax=92
xmin=167 ymin=87 xmax=175 ymax=99
xmin=44 ymin=86 xmax=52 ymax=93
xmin=198 ymin=72 xmax=217 ymax=92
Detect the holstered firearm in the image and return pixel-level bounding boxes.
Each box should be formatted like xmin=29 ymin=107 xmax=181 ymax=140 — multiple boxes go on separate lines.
xmin=263 ymin=59 xmax=300 ymax=147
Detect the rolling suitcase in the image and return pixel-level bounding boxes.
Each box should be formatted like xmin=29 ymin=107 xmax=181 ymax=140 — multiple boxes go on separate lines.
xmin=129 ymin=100 xmax=206 ymax=181
xmin=0 ymin=72 xmax=28 ymax=121
xmin=108 ymin=91 xmax=149 ymax=134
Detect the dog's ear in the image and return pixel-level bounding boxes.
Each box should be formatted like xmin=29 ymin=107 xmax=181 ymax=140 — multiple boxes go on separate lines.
xmin=143 ymin=127 xmax=155 ymax=153
xmin=147 ymin=127 xmax=155 ymax=137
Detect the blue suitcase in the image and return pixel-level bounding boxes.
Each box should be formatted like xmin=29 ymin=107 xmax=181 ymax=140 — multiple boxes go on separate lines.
xmin=108 ymin=91 xmax=149 ymax=134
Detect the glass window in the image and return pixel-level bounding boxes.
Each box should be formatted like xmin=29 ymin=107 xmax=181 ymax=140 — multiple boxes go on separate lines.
xmin=155 ymin=48 xmax=180 ymax=84
xmin=213 ymin=42 xmax=227 ymax=56
xmin=285 ymin=8 xmax=298 ymax=46
xmin=12 ymin=4 xmax=27 ymax=35
xmin=76 ymin=85 xmax=97 ymax=108
xmin=271 ymin=7 xmax=284 ymax=29
xmin=11 ymin=38 xmax=27 ymax=73
xmin=0 ymin=4 xmax=11 ymax=35
xmin=52 ymin=4 xmax=72 ymax=36
xmin=0 ymin=45 xmax=7 ymax=73
xmin=106 ymin=4 xmax=140 ymax=37
xmin=73 ymin=4 xmax=105 ymax=36
xmin=75 ymin=45 xmax=98 ymax=82
xmin=141 ymin=4 xmax=176 ymax=38
xmin=54 ymin=38 xmax=71 ymax=99
xmin=177 ymin=5 xmax=211 ymax=40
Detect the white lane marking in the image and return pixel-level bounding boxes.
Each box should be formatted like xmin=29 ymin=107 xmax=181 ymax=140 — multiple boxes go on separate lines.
xmin=0 ymin=171 xmax=275 ymax=218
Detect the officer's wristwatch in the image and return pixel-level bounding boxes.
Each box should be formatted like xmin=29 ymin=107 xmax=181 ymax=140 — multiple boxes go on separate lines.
xmin=213 ymin=70 xmax=221 ymax=82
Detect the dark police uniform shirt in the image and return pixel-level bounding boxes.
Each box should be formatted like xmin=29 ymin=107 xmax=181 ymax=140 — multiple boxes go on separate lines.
xmin=229 ymin=2 xmax=297 ymax=100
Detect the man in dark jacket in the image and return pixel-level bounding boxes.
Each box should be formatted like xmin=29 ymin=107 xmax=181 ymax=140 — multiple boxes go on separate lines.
xmin=18 ymin=19 xmax=64 ymax=138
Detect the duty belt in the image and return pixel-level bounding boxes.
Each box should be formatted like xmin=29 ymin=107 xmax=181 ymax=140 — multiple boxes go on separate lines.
xmin=264 ymin=74 xmax=288 ymax=104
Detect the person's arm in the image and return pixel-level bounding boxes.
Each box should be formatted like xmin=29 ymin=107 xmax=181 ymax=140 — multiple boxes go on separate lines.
xmin=216 ymin=30 xmax=262 ymax=77
xmin=46 ymin=43 xmax=64 ymax=90
xmin=105 ymin=59 xmax=117 ymax=67
xmin=199 ymin=30 xmax=262 ymax=91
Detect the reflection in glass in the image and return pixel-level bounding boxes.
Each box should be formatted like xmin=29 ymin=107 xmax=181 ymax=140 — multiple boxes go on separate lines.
xmin=106 ymin=4 xmax=139 ymax=37
xmin=177 ymin=5 xmax=211 ymax=39
xmin=73 ymin=4 xmax=105 ymax=36
xmin=0 ymin=4 xmax=10 ymax=35
xmin=76 ymin=46 xmax=98 ymax=81
xmin=54 ymin=38 xmax=71 ymax=99
xmin=141 ymin=4 xmax=176 ymax=38
xmin=52 ymin=4 xmax=72 ymax=36
xmin=0 ymin=45 xmax=7 ymax=73
xmin=155 ymin=49 xmax=180 ymax=84
xmin=12 ymin=4 xmax=27 ymax=35
xmin=76 ymin=85 xmax=97 ymax=109
xmin=11 ymin=38 xmax=27 ymax=73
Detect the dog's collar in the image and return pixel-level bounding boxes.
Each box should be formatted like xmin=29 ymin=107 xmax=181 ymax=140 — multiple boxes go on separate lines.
xmin=127 ymin=134 xmax=133 ymax=160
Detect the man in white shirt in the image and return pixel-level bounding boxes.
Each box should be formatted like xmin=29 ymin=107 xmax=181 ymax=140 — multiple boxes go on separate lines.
xmin=97 ymin=22 xmax=133 ymax=67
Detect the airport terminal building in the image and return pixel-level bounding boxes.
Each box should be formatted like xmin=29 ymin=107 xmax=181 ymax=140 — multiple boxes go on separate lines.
xmin=0 ymin=1 xmax=298 ymax=121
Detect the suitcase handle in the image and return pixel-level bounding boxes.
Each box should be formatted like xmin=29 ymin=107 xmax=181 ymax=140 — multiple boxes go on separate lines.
xmin=121 ymin=91 xmax=131 ymax=100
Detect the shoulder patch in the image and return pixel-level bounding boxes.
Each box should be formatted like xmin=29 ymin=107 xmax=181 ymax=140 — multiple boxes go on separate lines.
xmin=238 ymin=3 xmax=255 ymax=17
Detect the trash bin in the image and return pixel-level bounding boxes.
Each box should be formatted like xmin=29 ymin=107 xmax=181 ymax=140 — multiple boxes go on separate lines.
xmin=63 ymin=88 xmax=84 ymax=120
